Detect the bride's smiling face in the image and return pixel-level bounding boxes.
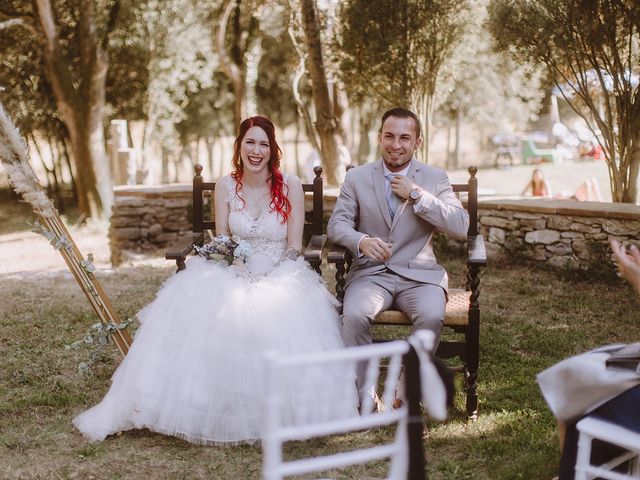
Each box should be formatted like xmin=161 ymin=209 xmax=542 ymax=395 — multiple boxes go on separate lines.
xmin=240 ymin=126 xmax=271 ymax=175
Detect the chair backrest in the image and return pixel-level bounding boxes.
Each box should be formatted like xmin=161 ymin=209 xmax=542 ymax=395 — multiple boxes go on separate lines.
xmin=452 ymin=166 xmax=478 ymax=237
xmin=262 ymin=339 xmax=434 ymax=480
xmin=190 ymin=164 xmax=324 ymax=237
xmin=575 ymin=416 xmax=640 ymax=479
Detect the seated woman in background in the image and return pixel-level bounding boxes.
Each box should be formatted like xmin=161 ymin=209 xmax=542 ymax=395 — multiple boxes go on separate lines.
xmin=522 ymin=168 xmax=552 ymax=197
xmin=522 ymin=168 xmax=603 ymax=201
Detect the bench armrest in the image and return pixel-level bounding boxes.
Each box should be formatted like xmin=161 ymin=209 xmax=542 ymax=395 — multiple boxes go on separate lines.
xmin=165 ymin=232 xmax=204 ymax=260
xmin=303 ymin=234 xmax=327 ymax=264
xmin=468 ymin=235 xmax=486 ymax=266
xmin=328 ymin=244 xmax=349 ymax=264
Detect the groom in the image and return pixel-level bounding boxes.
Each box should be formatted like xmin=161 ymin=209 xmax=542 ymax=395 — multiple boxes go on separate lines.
xmin=327 ymin=107 xmax=469 ymax=403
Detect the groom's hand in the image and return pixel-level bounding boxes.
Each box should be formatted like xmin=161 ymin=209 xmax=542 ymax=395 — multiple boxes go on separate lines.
xmin=360 ymin=237 xmax=392 ymax=261
xmin=389 ymin=175 xmax=417 ymax=200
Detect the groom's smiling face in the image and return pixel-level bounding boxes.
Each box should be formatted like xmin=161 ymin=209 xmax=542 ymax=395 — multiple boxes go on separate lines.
xmin=379 ymin=116 xmax=423 ymax=172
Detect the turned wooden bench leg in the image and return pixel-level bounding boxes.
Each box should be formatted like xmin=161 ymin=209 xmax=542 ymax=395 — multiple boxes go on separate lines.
xmin=175 ymin=256 xmax=186 ymax=273
xmin=465 ymin=262 xmax=481 ymax=420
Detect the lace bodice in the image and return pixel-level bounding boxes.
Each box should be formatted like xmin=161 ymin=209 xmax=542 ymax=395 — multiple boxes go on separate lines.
xmin=224 ymin=175 xmax=287 ymax=259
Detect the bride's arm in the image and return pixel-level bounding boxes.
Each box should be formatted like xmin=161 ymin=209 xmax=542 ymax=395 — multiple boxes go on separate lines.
xmin=214 ymin=176 xmax=230 ymax=236
xmin=285 ymin=174 xmax=304 ymax=253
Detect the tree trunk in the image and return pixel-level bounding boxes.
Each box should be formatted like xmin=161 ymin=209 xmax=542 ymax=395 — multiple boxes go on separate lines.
xmin=453 ymin=109 xmax=462 ymax=170
xmin=59 ymin=136 xmax=78 ymax=204
xmin=621 ymin=131 xmax=640 ymax=203
xmin=445 ymin=124 xmax=452 ymax=169
xmin=357 ymin=111 xmax=372 ymax=166
xmin=300 ymin=0 xmax=342 ymax=187
xmin=206 ymin=136 xmax=216 ymax=179
xmin=34 ymin=0 xmax=114 ymax=218
xmin=419 ymin=94 xmax=434 ymax=164
xmin=245 ymin=38 xmax=262 ymax=118
xmin=217 ymin=0 xmax=248 ymax=130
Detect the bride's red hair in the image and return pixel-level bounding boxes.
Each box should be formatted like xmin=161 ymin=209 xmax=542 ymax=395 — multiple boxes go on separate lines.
xmin=231 ymin=116 xmax=291 ymax=223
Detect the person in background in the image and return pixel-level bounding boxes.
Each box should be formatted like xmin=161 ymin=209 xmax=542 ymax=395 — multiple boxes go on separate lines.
xmin=538 ymin=239 xmax=640 ymax=479
xmin=522 ymin=168 xmax=553 ymax=197
xmin=522 ymin=168 xmax=603 ymax=201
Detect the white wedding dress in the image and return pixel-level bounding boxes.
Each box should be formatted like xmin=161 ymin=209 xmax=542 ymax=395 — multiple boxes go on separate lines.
xmin=73 ymin=175 xmax=357 ymax=445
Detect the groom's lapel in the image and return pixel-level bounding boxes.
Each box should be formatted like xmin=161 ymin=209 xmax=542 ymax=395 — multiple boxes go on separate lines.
xmin=372 ymin=160 xmax=392 ymax=229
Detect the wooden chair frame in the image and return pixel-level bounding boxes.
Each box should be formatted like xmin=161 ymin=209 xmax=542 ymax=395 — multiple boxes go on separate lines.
xmin=166 ymin=165 xmax=327 ymax=274
xmin=329 ymin=166 xmax=486 ymax=419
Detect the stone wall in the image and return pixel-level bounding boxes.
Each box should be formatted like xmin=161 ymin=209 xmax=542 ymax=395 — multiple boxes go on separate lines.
xmin=475 ymin=198 xmax=640 ymax=270
xmin=109 ymin=185 xmax=192 ymax=265
xmin=109 ymin=185 xmax=640 ymax=271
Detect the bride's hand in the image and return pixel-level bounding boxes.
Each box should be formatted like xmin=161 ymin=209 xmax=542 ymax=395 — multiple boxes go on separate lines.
xmin=279 ymin=247 xmax=300 ymax=264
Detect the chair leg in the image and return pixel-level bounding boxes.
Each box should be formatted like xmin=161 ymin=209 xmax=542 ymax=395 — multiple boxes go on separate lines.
xmin=404 ymin=346 xmax=426 ymax=480
xmin=310 ymin=260 xmax=321 ymax=275
xmin=464 ymin=366 xmax=478 ymax=421
xmin=175 ymin=256 xmax=186 ymax=273
xmin=464 ymin=313 xmax=480 ymax=420
xmin=574 ymin=430 xmax=593 ymax=480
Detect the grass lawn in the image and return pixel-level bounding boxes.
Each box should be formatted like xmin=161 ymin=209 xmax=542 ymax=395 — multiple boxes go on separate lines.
xmin=1 ymin=192 xmax=638 ymax=479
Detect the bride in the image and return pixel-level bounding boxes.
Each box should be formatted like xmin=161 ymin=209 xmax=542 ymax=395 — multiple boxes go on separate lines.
xmin=73 ymin=115 xmax=357 ymax=445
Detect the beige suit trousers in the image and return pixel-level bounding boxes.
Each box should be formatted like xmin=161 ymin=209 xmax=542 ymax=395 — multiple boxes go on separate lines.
xmin=341 ymin=269 xmax=446 ymax=401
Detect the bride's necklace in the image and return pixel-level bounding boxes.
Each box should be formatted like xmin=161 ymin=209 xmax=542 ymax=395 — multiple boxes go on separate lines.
xmin=242 ymin=183 xmax=270 ymax=213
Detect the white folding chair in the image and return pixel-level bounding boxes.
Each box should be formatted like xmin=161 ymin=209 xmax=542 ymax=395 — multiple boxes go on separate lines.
xmin=262 ymin=340 xmax=417 ymax=480
xmin=575 ymin=417 xmax=640 ymax=480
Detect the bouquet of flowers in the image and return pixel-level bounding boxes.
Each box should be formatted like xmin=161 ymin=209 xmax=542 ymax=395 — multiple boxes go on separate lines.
xmin=195 ymin=235 xmax=251 ymax=265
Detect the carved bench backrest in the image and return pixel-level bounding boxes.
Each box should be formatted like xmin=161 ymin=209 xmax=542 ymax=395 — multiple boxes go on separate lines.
xmin=190 ymin=164 xmax=324 ymax=237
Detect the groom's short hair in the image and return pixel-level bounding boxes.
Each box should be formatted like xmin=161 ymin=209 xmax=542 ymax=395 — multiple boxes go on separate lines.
xmin=380 ymin=107 xmax=422 ymax=139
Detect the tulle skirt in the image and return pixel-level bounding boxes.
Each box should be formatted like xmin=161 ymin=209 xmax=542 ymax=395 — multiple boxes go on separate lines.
xmin=73 ymin=255 xmax=358 ymax=445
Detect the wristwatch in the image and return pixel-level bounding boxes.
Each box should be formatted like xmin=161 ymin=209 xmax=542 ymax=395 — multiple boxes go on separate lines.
xmin=409 ymin=187 xmax=423 ymax=203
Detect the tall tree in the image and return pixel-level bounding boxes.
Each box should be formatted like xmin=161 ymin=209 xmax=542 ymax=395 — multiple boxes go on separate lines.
xmin=295 ymin=0 xmax=342 ymax=186
xmin=0 ymin=0 xmax=122 ymax=217
xmin=489 ymin=0 xmax=640 ymax=203
xmin=216 ymin=0 xmax=260 ymax=129
xmin=135 ymin=0 xmax=217 ymax=181
xmin=338 ymin=0 xmax=478 ymax=163
xmin=0 ymin=28 xmax=77 ymax=209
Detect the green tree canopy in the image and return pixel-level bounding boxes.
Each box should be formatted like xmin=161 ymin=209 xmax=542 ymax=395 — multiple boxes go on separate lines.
xmin=489 ymin=0 xmax=640 ymax=203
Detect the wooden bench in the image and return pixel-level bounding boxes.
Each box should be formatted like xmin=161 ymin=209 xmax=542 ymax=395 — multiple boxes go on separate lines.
xmin=329 ymin=166 xmax=487 ymax=419
xmin=166 ymin=165 xmax=327 ymax=274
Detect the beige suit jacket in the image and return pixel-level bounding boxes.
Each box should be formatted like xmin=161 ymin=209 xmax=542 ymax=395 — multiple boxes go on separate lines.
xmin=327 ymin=159 xmax=469 ymax=292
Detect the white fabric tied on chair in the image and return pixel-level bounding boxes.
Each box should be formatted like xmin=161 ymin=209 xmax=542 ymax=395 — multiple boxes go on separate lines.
xmin=408 ymin=330 xmax=448 ymax=421
xmin=262 ymin=332 xmax=449 ymax=480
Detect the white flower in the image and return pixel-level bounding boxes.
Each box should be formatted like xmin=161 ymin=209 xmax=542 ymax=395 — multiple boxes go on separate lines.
xmin=233 ymin=239 xmax=252 ymax=262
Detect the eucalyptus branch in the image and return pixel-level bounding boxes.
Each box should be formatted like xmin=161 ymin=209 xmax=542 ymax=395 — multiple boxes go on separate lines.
xmin=66 ymin=318 xmax=135 ymax=375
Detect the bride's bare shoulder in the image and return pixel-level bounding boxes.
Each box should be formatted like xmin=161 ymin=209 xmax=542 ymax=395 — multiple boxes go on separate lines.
xmin=283 ymin=173 xmax=302 ymax=189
